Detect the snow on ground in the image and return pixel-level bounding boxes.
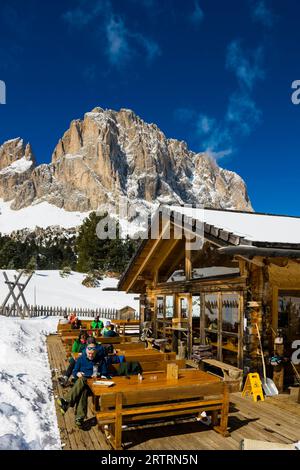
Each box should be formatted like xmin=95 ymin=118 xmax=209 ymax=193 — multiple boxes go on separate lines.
xmin=0 ymin=316 xmax=61 ymax=450
xmin=0 ymin=199 xmax=90 ymax=234
xmin=0 ymin=270 xmax=139 ymax=311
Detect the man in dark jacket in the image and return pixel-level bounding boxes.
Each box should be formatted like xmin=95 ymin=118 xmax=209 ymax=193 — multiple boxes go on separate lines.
xmin=103 ymin=324 xmax=119 ymax=337
xmin=57 ymin=338 xmax=110 ymax=427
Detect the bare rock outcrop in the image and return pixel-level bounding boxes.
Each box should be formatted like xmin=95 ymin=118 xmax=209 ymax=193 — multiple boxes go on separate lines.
xmin=0 ymin=107 xmax=253 ymax=214
xmin=0 ymin=138 xmax=35 ymax=202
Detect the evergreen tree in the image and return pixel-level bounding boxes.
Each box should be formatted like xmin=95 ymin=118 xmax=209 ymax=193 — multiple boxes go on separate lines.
xmin=25 ymin=255 xmax=37 ymax=273
xmin=75 ymin=212 xmax=140 ymax=274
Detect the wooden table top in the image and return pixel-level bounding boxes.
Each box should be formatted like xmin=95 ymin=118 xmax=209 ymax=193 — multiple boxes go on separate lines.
xmin=88 ymin=369 xmax=221 ymax=397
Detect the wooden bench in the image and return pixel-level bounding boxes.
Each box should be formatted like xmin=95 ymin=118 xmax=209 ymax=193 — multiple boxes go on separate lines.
xmin=199 ymin=358 xmax=243 ymax=392
xmin=113 ymin=320 xmax=140 ymax=336
xmin=88 ymin=369 xmax=229 ymax=450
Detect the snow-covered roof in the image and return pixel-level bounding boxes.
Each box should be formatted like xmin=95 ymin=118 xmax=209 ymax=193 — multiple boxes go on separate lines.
xmin=168 ymin=206 xmax=300 ymax=246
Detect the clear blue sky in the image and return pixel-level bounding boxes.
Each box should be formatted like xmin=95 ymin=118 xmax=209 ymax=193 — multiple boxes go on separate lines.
xmin=0 ymin=0 xmax=299 ymax=216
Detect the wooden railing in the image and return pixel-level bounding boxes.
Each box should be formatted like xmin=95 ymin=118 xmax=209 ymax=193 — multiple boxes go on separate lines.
xmin=0 ymin=304 xmax=139 ymax=320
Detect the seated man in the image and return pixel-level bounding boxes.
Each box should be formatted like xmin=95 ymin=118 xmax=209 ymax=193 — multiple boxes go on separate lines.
xmin=91 ymin=315 xmax=104 ymax=330
xmin=71 ymin=317 xmax=82 ymax=330
xmin=57 ymin=337 xmax=110 ymax=428
xmin=103 ymin=324 xmax=119 ymax=338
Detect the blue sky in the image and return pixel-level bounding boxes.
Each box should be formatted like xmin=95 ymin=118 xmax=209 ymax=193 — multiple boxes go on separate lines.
xmin=0 ymin=0 xmax=299 ymax=215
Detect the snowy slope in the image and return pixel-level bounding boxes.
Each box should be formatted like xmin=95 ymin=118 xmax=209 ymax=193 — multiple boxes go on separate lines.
xmin=0 ymin=316 xmax=61 ymax=449
xmin=0 ymin=270 xmax=139 ymax=311
xmin=0 ymin=199 xmax=89 ymax=234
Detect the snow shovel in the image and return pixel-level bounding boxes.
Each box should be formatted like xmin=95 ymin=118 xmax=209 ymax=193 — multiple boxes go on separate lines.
xmin=255 ymin=323 xmax=278 ymax=396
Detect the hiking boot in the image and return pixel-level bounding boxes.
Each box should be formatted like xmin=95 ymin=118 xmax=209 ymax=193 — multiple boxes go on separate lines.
xmin=75 ymin=417 xmax=84 ymax=428
xmin=57 ymin=397 xmax=69 ymax=415
xmin=58 ymin=376 xmax=69 ymax=387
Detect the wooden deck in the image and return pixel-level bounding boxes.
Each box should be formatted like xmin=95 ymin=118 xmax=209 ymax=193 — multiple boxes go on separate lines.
xmin=47 ymin=334 xmax=300 ymax=450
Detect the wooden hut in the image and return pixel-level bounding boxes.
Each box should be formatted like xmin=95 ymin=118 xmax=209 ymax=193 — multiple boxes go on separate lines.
xmin=117 ymin=305 xmax=136 ymax=320
xmin=118 ymin=206 xmax=300 ymax=390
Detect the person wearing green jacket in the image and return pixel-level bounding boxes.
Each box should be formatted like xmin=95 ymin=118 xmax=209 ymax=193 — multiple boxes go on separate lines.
xmin=91 ymin=316 xmax=104 ymax=330
xmin=58 ymin=331 xmax=88 ymax=386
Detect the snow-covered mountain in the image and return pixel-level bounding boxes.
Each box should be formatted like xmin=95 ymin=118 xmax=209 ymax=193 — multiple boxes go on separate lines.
xmin=0 ymin=107 xmax=252 ymax=234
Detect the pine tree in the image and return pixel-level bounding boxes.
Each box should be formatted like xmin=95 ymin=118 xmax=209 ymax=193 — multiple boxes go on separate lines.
xmin=25 ymin=255 xmax=37 ymax=273
xmin=75 ymin=212 xmax=140 ymax=275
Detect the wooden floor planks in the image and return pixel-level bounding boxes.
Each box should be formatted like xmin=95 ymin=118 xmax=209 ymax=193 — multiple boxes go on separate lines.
xmin=46 ymin=334 xmax=300 ymax=450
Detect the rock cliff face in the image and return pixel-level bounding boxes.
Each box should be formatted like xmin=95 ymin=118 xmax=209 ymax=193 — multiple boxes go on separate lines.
xmin=0 ymin=107 xmax=252 ymax=214
xmin=0 ymin=138 xmax=35 ymax=203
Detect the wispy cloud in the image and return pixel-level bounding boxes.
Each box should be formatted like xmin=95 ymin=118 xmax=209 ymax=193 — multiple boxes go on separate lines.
xmin=174 ymin=41 xmax=264 ymax=158
xmin=196 ymin=115 xmax=216 ymax=136
xmin=226 ymin=40 xmax=265 ymax=90
xmin=105 ymin=16 xmax=130 ymax=65
xmin=62 ymin=0 xmax=105 ymax=29
xmin=190 ymin=1 xmax=204 ymax=25
xmin=226 ymin=91 xmax=262 ymax=136
xmin=62 ymin=0 xmax=160 ymax=68
xmin=105 ymin=16 xmax=161 ymax=66
xmin=250 ymin=0 xmax=274 ymax=28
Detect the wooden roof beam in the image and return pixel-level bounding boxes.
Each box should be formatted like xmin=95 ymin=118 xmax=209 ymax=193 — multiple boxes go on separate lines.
xmin=125 ymin=219 xmax=171 ymax=292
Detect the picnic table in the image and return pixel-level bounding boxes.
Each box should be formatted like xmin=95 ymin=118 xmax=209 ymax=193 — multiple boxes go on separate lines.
xmin=88 ymin=368 xmax=230 ymax=450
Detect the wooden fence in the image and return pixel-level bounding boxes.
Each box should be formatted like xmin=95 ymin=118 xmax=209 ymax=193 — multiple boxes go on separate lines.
xmin=0 ymin=304 xmax=139 ymax=320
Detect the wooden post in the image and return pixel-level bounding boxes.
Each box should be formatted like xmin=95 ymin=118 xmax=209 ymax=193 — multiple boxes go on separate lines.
xmin=214 ymin=383 xmax=230 ymax=437
xmin=217 ymin=292 xmax=222 ymax=362
xmin=188 ymin=294 xmax=193 ymax=358
xmin=273 ymin=342 xmax=284 ymax=393
xmin=114 ymin=393 xmax=123 ymax=450
xmin=238 ymin=291 xmax=244 ymax=369
xmin=200 ymin=293 xmax=205 ymax=344
xmin=185 ymin=247 xmax=192 ymax=281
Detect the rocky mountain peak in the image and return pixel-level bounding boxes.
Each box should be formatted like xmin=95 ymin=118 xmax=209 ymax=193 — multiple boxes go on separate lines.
xmin=0 ymin=138 xmax=35 ymax=171
xmin=0 ymin=107 xmax=253 ymax=216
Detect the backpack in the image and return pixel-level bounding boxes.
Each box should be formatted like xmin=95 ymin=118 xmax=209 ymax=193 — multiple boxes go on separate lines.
xmin=117 ymin=361 xmax=143 ymax=376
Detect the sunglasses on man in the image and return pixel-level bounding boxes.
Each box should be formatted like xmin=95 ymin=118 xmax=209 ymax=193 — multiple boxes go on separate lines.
xmin=87 ymin=346 xmax=96 ymax=351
